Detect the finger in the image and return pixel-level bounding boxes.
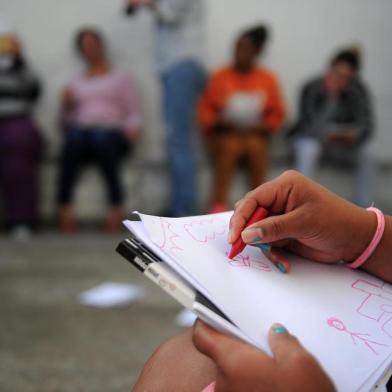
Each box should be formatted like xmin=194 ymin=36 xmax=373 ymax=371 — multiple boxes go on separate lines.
xmin=234 ymin=199 xmax=244 ymax=209
xmin=268 ymin=323 xmax=306 ymax=364
xmin=228 ymin=197 xmax=258 ymax=243
xmin=192 ymin=320 xmax=268 ymax=365
xmin=241 ymin=210 xmax=305 ymax=244
xmin=192 ymin=320 xmax=240 ymax=362
xmin=229 ymin=171 xmax=300 ymax=244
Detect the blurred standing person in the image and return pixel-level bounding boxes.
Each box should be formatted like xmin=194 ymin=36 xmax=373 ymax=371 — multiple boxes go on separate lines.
xmin=0 ymin=24 xmax=43 ymax=238
xmin=57 ymin=28 xmax=142 ymax=233
xmin=125 ymin=0 xmax=206 ymax=217
xmin=198 ymin=25 xmax=286 ymax=213
xmin=289 ymin=48 xmax=374 ymax=206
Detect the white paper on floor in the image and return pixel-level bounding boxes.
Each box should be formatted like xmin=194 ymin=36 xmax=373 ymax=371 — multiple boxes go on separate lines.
xmin=79 ymin=282 xmax=145 ymax=308
xmin=175 ymin=309 xmax=197 ymax=327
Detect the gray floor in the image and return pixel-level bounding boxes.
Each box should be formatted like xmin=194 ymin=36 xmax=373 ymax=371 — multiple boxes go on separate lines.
xmin=0 ymin=233 xmax=187 ymax=392
xmin=0 ymin=166 xmax=391 ymax=392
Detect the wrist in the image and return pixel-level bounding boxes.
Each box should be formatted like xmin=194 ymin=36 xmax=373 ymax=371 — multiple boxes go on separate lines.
xmin=343 ymin=208 xmax=377 ymax=263
xmin=360 ymin=215 xmax=391 ymax=278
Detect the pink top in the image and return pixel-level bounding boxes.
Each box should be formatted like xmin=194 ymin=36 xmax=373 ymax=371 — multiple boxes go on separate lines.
xmin=201 ymin=382 xmax=216 ymax=392
xmin=67 ymin=69 xmax=142 ymax=133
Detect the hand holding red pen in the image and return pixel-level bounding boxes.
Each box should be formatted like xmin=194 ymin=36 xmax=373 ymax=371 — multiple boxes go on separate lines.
xmin=229 ymin=171 xmax=378 ymax=268
xmin=228 ymin=207 xmax=268 ymax=259
xmin=228 ymin=207 xmax=291 ymax=273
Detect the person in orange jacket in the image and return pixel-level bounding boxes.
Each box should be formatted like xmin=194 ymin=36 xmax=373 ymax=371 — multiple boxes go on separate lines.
xmin=198 ymin=25 xmax=286 ymax=213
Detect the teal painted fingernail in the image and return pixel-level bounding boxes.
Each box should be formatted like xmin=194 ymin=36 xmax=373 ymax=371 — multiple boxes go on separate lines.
xmin=272 ymin=325 xmax=288 ymax=334
xmin=242 ymin=228 xmax=263 ymax=243
xmin=251 ymin=243 xmax=271 ymax=253
xmin=276 ymin=263 xmax=287 ymax=274
xmin=251 ymin=235 xmax=263 ymax=243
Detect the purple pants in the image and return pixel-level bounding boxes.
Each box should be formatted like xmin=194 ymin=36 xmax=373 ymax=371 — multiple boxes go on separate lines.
xmin=0 ymin=116 xmax=42 ymax=227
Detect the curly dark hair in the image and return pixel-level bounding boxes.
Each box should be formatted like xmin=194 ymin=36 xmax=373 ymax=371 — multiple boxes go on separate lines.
xmin=242 ymin=25 xmax=269 ymax=51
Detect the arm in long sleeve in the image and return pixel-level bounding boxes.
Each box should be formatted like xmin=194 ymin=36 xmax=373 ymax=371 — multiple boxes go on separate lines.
xmin=59 ymin=84 xmax=76 ymax=129
xmin=351 ymin=83 xmax=374 ymax=145
xmin=197 ymin=73 xmax=224 ymax=134
xmin=288 ymin=80 xmax=330 ymax=138
xmin=263 ymin=73 xmax=286 ymax=133
xmin=21 ymin=69 xmax=41 ymax=102
xmin=120 ymin=74 xmax=143 ymax=136
xmin=298 ymin=81 xmax=324 ymax=127
xmin=0 ymin=67 xmax=41 ymax=102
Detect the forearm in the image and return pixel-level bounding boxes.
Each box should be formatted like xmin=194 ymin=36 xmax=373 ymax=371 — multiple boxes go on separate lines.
xmin=353 ymin=122 xmax=373 ymax=146
xmin=362 ymin=215 xmax=392 ymax=282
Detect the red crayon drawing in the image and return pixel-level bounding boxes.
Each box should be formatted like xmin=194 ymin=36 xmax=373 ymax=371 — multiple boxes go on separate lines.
xmin=327 ymin=317 xmax=387 ymax=355
xmin=184 ymin=218 xmax=226 ymax=243
xmin=158 ymin=218 xmax=183 ymax=255
xmin=227 ymin=252 xmax=272 ymax=272
xmin=352 ymin=279 xmax=392 ymax=338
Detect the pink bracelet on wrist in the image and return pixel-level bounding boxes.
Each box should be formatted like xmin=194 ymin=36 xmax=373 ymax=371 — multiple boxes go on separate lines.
xmin=348 ymin=207 xmax=385 ymax=269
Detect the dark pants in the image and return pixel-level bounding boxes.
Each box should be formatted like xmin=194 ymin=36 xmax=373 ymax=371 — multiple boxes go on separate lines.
xmin=57 ymin=127 xmax=129 ymax=207
xmin=0 ymin=116 xmax=42 ymax=228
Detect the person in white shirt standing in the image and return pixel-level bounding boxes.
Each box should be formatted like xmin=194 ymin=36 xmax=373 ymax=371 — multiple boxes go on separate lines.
xmin=126 ymin=0 xmax=206 ymax=216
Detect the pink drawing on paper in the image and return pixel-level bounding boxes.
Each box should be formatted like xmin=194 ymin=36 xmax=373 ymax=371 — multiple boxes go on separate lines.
xmin=327 ymin=317 xmax=388 ymax=355
xmin=226 ymin=252 xmax=272 ymax=272
xmin=184 ymin=218 xmax=226 ymax=243
xmin=352 ymin=279 xmax=392 ymax=338
xmin=158 ymin=218 xmax=183 ymax=255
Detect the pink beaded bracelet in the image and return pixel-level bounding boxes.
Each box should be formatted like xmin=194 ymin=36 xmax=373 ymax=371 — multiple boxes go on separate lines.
xmin=348 ymin=207 xmax=385 ymax=269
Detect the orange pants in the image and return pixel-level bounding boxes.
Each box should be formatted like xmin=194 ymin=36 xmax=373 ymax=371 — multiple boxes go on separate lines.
xmin=208 ymin=133 xmax=269 ymax=205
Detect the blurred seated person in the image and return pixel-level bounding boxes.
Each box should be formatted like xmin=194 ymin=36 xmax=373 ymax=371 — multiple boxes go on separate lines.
xmin=0 ymin=26 xmax=43 ymax=237
xmin=57 ymin=28 xmax=142 ymax=233
xmin=198 ymin=25 xmax=286 ymax=213
xmin=289 ymin=47 xmax=374 ymax=207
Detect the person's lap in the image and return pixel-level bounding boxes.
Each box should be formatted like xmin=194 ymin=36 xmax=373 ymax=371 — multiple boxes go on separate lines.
xmin=133 ymin=329 xmax=216 ymax=392
xmin=213 ymin=133 xmax=267 ymax=176
xmin=58 ymin=128 xmax=125 ymax=205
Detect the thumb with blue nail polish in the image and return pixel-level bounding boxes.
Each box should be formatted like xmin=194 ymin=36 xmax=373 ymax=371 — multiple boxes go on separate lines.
xmin=192 ymin=321 xmax=335 ymax=391
xmin=268 ymin=323 xmax=305 ymax=363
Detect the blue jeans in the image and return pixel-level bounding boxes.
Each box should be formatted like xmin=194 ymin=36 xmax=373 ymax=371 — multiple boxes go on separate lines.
xmin=161 ymin=60 xmax=206 ymax=216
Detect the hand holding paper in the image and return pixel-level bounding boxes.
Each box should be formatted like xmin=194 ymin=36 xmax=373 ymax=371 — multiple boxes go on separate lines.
xmin=124 ymin=208 xmax=392 ymax=391
xmin=193 ymin=320 xmax=336 ymax=392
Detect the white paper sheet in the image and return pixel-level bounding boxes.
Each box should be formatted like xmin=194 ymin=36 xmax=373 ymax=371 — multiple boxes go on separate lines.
xmin=79 ymin=282 xmax=144 ymax=308
xmin=126 ymin=212 xmax=392 ymax=391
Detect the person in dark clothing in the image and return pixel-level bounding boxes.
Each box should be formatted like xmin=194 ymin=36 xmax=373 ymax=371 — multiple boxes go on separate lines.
xmin=0 ymin=31 xmax=43 ymax=236
xmin=289 ymin=47 xmax=374 ymax=207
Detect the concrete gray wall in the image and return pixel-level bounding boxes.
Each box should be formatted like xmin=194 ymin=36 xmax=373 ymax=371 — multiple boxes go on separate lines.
xmin=1 ymin=0 xmax=391 ymax=218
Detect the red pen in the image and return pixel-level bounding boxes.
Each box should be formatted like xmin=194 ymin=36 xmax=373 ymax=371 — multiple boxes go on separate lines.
xmin=228 ymin=207 xmax=268 ymax=259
